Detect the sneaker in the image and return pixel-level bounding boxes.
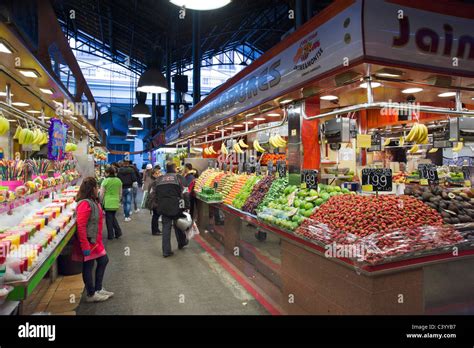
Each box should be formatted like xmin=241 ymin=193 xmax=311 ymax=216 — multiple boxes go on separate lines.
xmin=85 ymin=292 xmax=109 ymax=303
xmin=124 ymin=217 xmax=131 ymax=222
xmin=135 ymin=209 xmax=140 ymax=213
xmin=163 ymin=251 xmax=174 ymax=258
xmin=97 ymin=288 xmax=114 ymax=298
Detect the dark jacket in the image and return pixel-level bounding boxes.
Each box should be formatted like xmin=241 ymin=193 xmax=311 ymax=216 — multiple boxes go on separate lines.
xmin=150 ymin=173 xmax=189 ymax=217
xmin=184 ymin=171 xmax=196 ymax=188
xmin=132 ymin=166 xmax=142 ymax=187
xmin=117 ymin=166 xmax=137 ymax=189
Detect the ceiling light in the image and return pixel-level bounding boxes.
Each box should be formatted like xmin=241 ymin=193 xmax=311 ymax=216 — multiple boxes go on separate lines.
xmin=169 ymin=0 xmax=231 ymax=10
xmin=225 ymin=127 xmax=234 ymax=130
xmin=137 ymin=67 xmax=168 ymax=94
xmin=125 ymin=137 xmax=135 ymax=142
xmin=17 ymin=68 xmax=40 ymax=78
xmin=320 ymin=95 xmax=338 ymax=100
xmin=131 ymin=103 xmax=151 ymax=118
xmin=0 ymin=40 xmax=13 ymax=54
xmin=26 ymin=110 xmax=41 ymax=114
xmin=0 ymin=91 xmax=13 ymax=97
xmin=360 ymin=82 xmax=381 ymax=88
xmin=438 ymin=92 xmax=456 ymax=97
xmin=212 ymin=131 xmax=221 ymax=134
xmin=280 ymin=99 xmax=293 ymax=104
xmin=243 ymin=121 xmax=254 ymax=125
xmin=12 ymin=102 xmax=29 ymax=107
xmin=267 ymin=113 xmax=280 ymax=117
xmin=402 ymin=88 xmax=423 ymax=94
xmin=246 ymin=112 xmax=256 ymax=117
xmin=375 ymin=68 xmax=403 ymax=78
xmin=234 ymin=124 xmax=244 ymax=128
xmin=254 ymin=117 xmax=266 ymax=121
xmin=128 ymin=118 xmax=143 ymax=130
xmin=7 ymin=119 xmax=16 ymax=122
xmin=39 ymin=88 xmax=54 ymax=95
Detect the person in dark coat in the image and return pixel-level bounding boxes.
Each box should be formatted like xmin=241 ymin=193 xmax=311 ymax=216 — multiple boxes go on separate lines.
xmin=117 ymin=161 xmax=137 ymax=222
xmin=149 ymin=162 xmax=189 ymax=257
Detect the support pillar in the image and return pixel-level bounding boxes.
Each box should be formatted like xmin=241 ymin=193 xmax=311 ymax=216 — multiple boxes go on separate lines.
xmin=192 ymin=11 xmax=201 ymax=106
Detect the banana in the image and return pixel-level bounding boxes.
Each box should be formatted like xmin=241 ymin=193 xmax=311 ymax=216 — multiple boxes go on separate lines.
xmin=417 ymin=124 xmax=428 ymax=144
xmin=204 ymin=148 xmax=209 ymax=155
xmin=233 ymin=143 xmax=244 ymax=154
xmin=239 ymin=139 xmax=248 ymax=148
xmin=398 ymin=136 xmax=404 ymax=147
xmin=405 ymin=124 xmax=418 ymax=142
xmin=408 ymin=144 xmax=419 ymax=154
xmin=276 ymin=134 xmax=287 ymax=145
xmin=453 ymin=142 xmax=464 ymax=153
xmin=383 ymin=138 xmax=391 ymax=146
xmin=209 ymin=145 xmax=216 ymax=154
xmin=13 ymin=126 xmax=22 ymax=140
xmin=221 ymin=143 xmax=228 ymax=155
xmin=428 ymin=148 xmax=438 ymax=153
xmin=269 ymin=136 xmax=279 ymax=148
xmin=253 ymin=140 xmax=265 ymax=153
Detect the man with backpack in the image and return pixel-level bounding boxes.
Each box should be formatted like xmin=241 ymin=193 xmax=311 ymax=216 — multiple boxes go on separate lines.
xmin=149 ymin=162 xmax=189 ymax=258
xmin=117 ymin=161 xmax=137 ymax=222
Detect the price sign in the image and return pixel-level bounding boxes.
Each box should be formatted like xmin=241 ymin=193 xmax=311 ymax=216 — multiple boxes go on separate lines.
xmin=223 ymin=163 xmax=227 ymax=172
xmin=213 ymin=182 xmax=218 ymax=190
xmin=267 ymin=160 xmax=274 ymax=175
xmin=362 ymin=168 xmax=392 ymax=191
xmin=238 ymin=161 xmax=243 ymax=173
xmin=256 ymin=163 xmax=261 ymax=175
xmin=276 ymin=161 xmax=286 ymax=178
xmin=301 ymin=170 xmax=319 ymax=189
xmin=229 ymin=161 xmax=233 ymax=173
xmin=367 ymin=132 xmax=382 ymax=152
xmin=245 ymin=162 xmax=251 ymax=175
xmin=208 ymin=160 xmax=213 ymax=169
xmin=418 ymin=164 xmax=439 ymax=184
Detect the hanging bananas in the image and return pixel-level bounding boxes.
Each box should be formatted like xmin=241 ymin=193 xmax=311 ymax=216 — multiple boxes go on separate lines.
xmin=233 ymin=142 xmax=244 ymax=154
xmin=405 ymin=123 xmax=428 ymax=144
xmin=220 ymin=143 xmax=228 ymax=155
xmin=238 ymin=139 xmax=249 ymax=148
xmin=253 ymin=139 xmax=265 ymax=153
xmin=452 ymin=142 xmax=464 ymax=153
xmin=269 ymin=134 xmax=287 ymax=148
xmin=408 ymin=144 xmax=419 ymax=154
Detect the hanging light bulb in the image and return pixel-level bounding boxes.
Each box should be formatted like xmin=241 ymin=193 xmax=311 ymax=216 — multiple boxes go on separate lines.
xmin=169 ymin=0 xmax=231 ymax=10
xmin=131 ymin=103 xmax=151 ymax=118
xmin=128 ymin=118 xmax=143 ymax=130
xmin=137 ymin=67 xmax=168 ymax=94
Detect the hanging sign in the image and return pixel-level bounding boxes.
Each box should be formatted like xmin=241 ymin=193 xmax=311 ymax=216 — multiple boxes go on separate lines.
xmin=418 ymin=164 xmax=439 ymax=184
xmin=301 ymin=170 xmax=319 ymax=189
xmin=48 ymin=118 xmax=68 ymax=161
xmin=362 ymin=168 xmax=392 ymax=191
xmin=276 ymin=161 xmax=286 ymax=178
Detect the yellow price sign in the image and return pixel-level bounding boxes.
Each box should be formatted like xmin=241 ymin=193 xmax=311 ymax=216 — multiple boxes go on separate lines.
xmin=301 ymin=182 xmax=307 ymax=189
xmin=362 ymin=184 xmax=373 ymax=192
xmin=465 ymin=180 xmax=471 ymax=187
xmin=420 ymin=179 xmax=429 ymax=186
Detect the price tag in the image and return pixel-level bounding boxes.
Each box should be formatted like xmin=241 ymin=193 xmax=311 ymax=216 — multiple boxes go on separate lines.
xmin=229 ymin=162 xmax=233 ymax=173
xmin=418 ymin=164 xmax=439 ymax=185
xmin=300 ymin=182 xmax=307 ymax=189
xmin=238 ymin=161 xmax=243 ymax=174
xmin=267 ymin=160 xmax=274 ymax=175
xmin=208 ymin=160 xmax=213 ymax=169
xmin=301 ymin=169 xmax=319 ymax=190
xmin=213 ymin=182 xmax=218 ymax=190
xmin=420 ymin=179 xmax=429 ymax=186
xmin=245 ymin=163 xmax=251 ymax=175
xmin=277 ymin=161 xmax=286 ymax=178
xmin=255 ymin=163 xmax=261 ymax=175
xmin=361 ymin=168 xmax=392 ymax=191
xmin=223 ymin=163 xmax=227 ymax=172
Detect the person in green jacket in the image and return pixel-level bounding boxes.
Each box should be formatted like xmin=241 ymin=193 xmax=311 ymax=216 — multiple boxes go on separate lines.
xmin=100 ymin=166 xmax=123 ymax=240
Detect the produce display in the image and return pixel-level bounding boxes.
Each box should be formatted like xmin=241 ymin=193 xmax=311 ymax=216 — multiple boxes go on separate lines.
xmin=194 ymin=169 xmax=219 ymax=192
xmin=257 ymin=176 xmax=288 ymax=210
xmin=0 ymin=186 xmax=78 ymax=281
xmin=223 ymin=175 xmax=248 ymax=205
xmin=197 ymin=187 xmax=223 ymax=203
xmin=295 ymin=194 xmax=465 ymax=264
xmin=404 ymin=186 xmax=474 ymax=224
xmin=260 ymin=153 xmax=286 ymax=166
xmin=232 ymin=175 xmax=259 ymax=209
xmin=242 ymin=175 xmax=274 ymax=214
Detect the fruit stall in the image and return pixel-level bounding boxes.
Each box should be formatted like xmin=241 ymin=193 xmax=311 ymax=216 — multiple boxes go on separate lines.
xmin=159 ymin=0 xmax=474 ymax=314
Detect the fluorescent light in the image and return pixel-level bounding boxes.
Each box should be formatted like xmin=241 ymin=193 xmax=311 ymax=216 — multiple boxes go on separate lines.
xmin=0 ymin=41 xmax=13 ymax=54
xmin=39 ymin=88 xmax=54 ymax=95
xmin=280 ymin=99 xmax=293 ymax=104
xmin=225 ymin=127 xmax=234 ymax=130
xmin=234 ymin=124 xmax=244 ymax=128
xmin=320 ymin=95 xmax=338 ymax=100
xmin=243 ymin=121 xmax=254 ymax=125
xmin=12 ymin=102 xmax=29 ymax=107
xmin=17 ymin=68 xmax=40 ymax=78
xmin=267 ymin=113 xmax=280 ymax=117
xmin=438 ymin=92 xmax=456 ymax=97
xmin=254 ymin=117 xmax=266 ymax=121
xmin=246 ymin=112 xmax=256 ymax=117
xmin=376 ymin=72 xmax=400 ymax=78
xmin=125 ymin=137 xmax=134 ymax=142
xmin=402 ymin=88 xmax=423 ymax=94
xmin=0 ymin=91 xmax=13 ymax=97
xmin=26 ymin=110 xmax=41 ymax=114
xmin=360 ymin=82 xmax=381 ymax=88
xmin=7 ymin=119 xmax=16 ymax=122
xmin=169 ymin=0 xmax=231 ymax=10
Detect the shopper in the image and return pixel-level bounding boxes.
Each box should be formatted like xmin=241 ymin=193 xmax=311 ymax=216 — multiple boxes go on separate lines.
xmin=73 ymin=177 xmax=113 ymax=303
xmin=183 ymin=163 xmax=198 ymax=219
xmin=149 ymin=167 xmax=163 ymax=236
xmin=117 ymin=161 xmax=137 ymax=222
xmin=142 ymin=163 xmax=154 ymax=192
xmin=131 ymin=162 xmax=142 ymax=213
xmin=100 ymin=166 xmax=122 ymax=240
xmin=149 ymin=162 xmax=189 ymax=257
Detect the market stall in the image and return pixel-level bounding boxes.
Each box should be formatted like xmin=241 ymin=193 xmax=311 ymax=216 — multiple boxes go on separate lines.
xmin=160 ymin=0 xmax=474 ymax=314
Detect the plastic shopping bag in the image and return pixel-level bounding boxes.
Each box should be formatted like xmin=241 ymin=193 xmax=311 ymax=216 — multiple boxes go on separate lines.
xmin=141 ymin=191 xmax=149 ymax=209
xmin=185 ymin=222 xmax=200 ymax=240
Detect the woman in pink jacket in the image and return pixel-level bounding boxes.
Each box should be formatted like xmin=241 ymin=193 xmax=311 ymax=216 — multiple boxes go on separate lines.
xmin=73 ymin=177 xmax=113 ymax=303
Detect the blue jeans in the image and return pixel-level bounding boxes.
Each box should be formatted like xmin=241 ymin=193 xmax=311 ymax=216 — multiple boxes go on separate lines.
xmin=122 ymin=188 xmax=132 ymax=218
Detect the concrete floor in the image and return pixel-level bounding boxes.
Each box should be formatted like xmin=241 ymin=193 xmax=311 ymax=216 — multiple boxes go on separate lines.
xmin=76 ymin=207 xmax=268 ymax=315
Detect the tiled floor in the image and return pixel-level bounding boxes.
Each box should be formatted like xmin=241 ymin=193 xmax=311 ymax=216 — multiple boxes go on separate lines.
xmin=33 ymin=274 xmax=84 ymax=315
